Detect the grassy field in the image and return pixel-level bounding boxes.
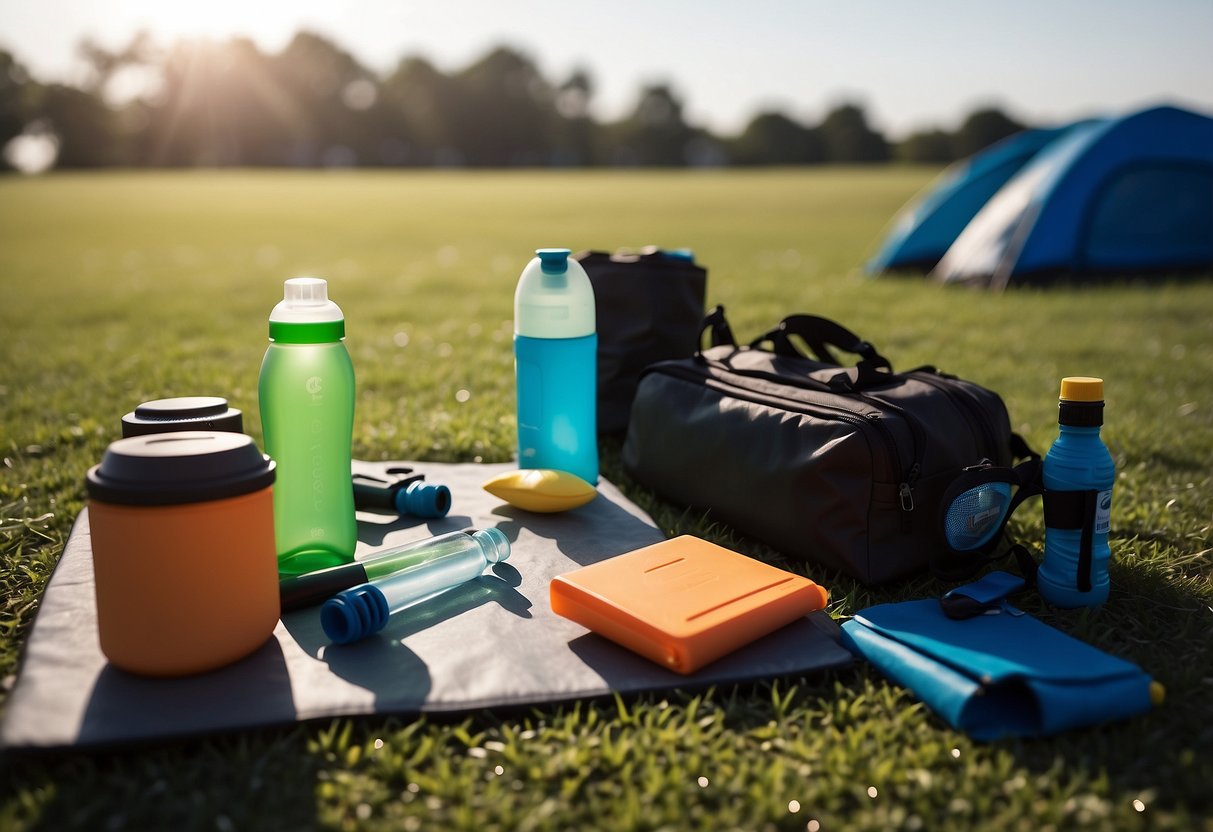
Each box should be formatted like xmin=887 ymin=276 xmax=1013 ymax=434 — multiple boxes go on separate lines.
xmin=0 ymin=169 xmax=1210 ymax=831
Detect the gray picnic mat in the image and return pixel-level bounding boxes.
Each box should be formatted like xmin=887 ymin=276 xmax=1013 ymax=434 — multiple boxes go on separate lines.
xmin=0 ymin=460 xmax=851 ymax=750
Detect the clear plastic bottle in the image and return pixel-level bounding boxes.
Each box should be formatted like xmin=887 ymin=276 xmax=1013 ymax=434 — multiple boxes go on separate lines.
xmin=320 ymin=527 xmax=511 ymax=644
xmin=258 ymin=277 xmax=357 ymax=576
xmin=279 ymin=528 xmax=493 ymax=611
xmin=514 ymin=248 xmax=598 ymax=484
xmin=1037 ymin=377 xmax=1115 ymax=608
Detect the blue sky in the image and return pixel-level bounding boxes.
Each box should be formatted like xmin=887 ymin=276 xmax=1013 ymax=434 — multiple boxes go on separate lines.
xmin=2 ymin=0 xmax=1211 ymax=137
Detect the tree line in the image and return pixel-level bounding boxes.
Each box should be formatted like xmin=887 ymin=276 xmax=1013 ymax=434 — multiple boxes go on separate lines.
xmin=0 ymin=31 xmax=1029 ymax=171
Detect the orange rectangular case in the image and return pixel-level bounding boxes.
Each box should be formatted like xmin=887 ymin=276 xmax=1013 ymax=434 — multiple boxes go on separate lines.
xmin=550 ymin=535 xmax=829 ymax=675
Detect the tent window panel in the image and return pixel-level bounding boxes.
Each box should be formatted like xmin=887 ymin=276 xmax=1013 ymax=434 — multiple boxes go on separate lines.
xmin=1084 ymin=164 xmax=1213 ymax=269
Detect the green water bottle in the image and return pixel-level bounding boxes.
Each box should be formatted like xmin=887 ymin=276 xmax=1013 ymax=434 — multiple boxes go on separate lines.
xmin=259 ymin=277 xmax=357 ymax=577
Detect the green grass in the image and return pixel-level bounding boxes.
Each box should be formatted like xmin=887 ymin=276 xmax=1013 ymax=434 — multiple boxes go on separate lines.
xmin=1 ymin=169 xmax=1211 ymax=831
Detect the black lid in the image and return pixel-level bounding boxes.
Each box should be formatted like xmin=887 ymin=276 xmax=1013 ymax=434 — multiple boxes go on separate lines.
xmin=87 ymin=431 xmax=275 ymax=506
xmin=121 ymin=396 xmax=244 ymax=438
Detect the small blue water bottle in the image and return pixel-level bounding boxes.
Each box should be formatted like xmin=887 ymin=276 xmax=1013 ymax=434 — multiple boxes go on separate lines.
xmin=1037 ymin=377 xmax=1115 ymax=608
xmin=514 ymin=248 xmax=598 ymax=484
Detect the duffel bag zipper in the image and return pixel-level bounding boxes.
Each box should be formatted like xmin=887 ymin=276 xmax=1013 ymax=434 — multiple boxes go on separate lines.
xmin=650 ymin=362 xmax=915 ymax=503
xmin=912 ymin=370 xmax=1000 ymax=459
xmin=857 ymin=396 xmax=923 ymax=526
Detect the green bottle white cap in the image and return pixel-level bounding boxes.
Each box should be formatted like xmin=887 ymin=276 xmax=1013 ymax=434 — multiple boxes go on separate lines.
xmin=514 ymin=249 xmax=596 ymax=339
xmin=269 ymin=277 xmax=346 ymax=343
xmin=270 ymin=277 xmax=344 ymax=324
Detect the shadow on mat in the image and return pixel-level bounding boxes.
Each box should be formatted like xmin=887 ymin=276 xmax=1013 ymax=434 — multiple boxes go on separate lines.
xmin=355 ymin=511 xmax=475 ymax=547
xmin=567 ymin=613 xmax=851 ymax=692
xmin=78 ymin=637 xmax=296 ymax=746
xmin=282 ymin=565 xmax=530 ymax=711
xmin=489 ymin=491 xmax=664 ymax=567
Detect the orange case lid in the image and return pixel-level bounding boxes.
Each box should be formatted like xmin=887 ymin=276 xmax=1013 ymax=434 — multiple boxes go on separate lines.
xmin=550 ymin=535 xmax=829 ymax=674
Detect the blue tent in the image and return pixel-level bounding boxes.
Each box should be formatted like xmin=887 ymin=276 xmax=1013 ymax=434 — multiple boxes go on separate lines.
xmin=867 ymin=125 xmax=1073 ymax=272
xmin=933 ymin=105 xmax=1213 ymax=288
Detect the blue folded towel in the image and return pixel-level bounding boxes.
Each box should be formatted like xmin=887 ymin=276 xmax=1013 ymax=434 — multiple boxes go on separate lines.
xmin=841 ymin=597 xmax=1155 ymax=740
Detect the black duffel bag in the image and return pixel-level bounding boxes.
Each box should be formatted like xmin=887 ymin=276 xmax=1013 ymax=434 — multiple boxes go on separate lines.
xmin=623 ymin=306 xmax=1032 ymax=585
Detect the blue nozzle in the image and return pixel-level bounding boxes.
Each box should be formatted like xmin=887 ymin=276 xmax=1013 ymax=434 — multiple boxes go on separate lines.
xmin=536 ymin=248 xmax=571 ymax=274
xmin=395 ymin=480 xmax=452 ymax=519
xmin=664 ymin=248 xmax=695 ymax=262
xmin=321 ymin=584 xmax=391 ymax=644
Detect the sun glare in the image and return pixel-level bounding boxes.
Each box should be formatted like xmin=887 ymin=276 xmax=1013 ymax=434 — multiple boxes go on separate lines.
xmin=112 ymin=0 xmax=296 ymax=44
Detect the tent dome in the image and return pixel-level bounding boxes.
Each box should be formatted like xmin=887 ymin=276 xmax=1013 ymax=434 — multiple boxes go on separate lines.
xmin=866 ymin=125 xmax=1073 ymax=272
xmin=932 ymin=105 xmax=1213 ymax=288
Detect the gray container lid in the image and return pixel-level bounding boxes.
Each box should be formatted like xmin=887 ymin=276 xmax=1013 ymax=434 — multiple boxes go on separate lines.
xmin=87 ymin=431 xmax=275 ymax=506
xmin=121 ymin=397 xmax=244 ymax=437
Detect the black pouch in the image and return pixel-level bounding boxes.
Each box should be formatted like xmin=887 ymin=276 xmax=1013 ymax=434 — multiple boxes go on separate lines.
xmin=623 ymin=306 xmax=1033 ymax=585
xmin=577 ymin=247 xmax=707 ymax=434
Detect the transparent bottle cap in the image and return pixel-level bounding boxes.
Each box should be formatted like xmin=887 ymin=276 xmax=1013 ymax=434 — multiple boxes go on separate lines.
xmin=284 ymin=277 xmax=329 ymax=305
xmin=472 ymin=527 xmax=511 ymax=564
xmin=270 ymin=277 xmax=344 ymax=323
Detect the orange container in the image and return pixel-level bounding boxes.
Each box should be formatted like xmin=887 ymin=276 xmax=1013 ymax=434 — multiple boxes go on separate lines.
xmin=551 ymin=535 xmax=829 ymax=674
xmin=86 ymin=431 xmax=279 ymax=676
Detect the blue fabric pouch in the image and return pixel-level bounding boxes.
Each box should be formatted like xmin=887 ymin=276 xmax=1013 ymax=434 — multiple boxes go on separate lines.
xmin=840 ymin=596 xmax=1155 ymax=740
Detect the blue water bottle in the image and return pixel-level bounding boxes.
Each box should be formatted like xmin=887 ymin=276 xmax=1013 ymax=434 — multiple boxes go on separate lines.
xmin=514 ymin=248 xmax=598 ymax=484
xmin=1037 ymin=377 xmax=1114 ymax=608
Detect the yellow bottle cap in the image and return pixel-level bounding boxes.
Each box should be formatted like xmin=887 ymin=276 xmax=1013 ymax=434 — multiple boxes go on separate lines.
xmin=1060 ymin=377 xmax=1104 ymax=402
xmin=1149 ymin=681 xmax=1165 ymax=706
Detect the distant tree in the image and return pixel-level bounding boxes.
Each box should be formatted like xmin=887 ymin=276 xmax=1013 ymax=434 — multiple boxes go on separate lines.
xmin=895 ymin=128 xmax=957 ymax=164
xmin=33 ymin=83 xmax=121 ymax=167
xmin=730 ymin=111 xmax=823 ymax=165
xmin=9 ymin=29 xmax=1047 ymax=172
xmin=77 ymin=31 xmax=156 ymax=97
xmin=816 ymin=103 xmax=889 ymax=163
xmin=137 ymin=38 xmax=293 ymax=165
xmin=552 ymin=68 xmax=598 ymax=166
xmin=444 ymin=46 xmax=557 ymax=166
xmin=134 ymin=32 xmax=387 ymax=167
xmin=380 ymin=56 xmax=456 ymax=165
xmin=271 ymin=31 xmax=384 ymax=166
xmin=610 ymin=84 xmax=697 ymax=166
xmin=952 ymin=107 xmax=1025 ymax=158
xmin=0 ymin=50 xmax=33 ymax=155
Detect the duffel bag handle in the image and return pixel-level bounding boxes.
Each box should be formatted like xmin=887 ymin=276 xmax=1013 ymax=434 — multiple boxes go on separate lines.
xmin=752 ymin=314 xmax=892 ymax=370
xmin=752 ymin=314 xmax=894 ymax=392
xmin=697 ymin=304 xmax=738 ymax=351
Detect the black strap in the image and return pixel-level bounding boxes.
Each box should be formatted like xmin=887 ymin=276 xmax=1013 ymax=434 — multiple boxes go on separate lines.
xmin=697 ymin=305 xmax=737 ymax=353
xmin=932 ymin=453 xmax=1045 ymax=583
xmin=1009 ymin=431 xmax=1039 ymax=462
xmin=1042 ymin=489 xmax=1099 ymax=592
xmin=939 ymin=570 xmax=1028 ymax=619
xmin=751 ymin=314 xmax=892 ymax=370
xmin=750 ymin=314 xmax=895 ymax=393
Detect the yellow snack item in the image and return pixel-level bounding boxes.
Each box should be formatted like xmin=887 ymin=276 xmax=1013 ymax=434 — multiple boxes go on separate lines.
xmin=482 ymin=469 xmax=597 ymax=513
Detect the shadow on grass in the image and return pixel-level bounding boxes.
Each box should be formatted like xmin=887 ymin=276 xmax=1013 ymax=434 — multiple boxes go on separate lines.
xmin=2 ymin=725 xmax=322 ymax=831
xmin=602 ymin=434 xmax=1213 ymax=817
xmin=992 ymin=562 xmax=1213 ymax=814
